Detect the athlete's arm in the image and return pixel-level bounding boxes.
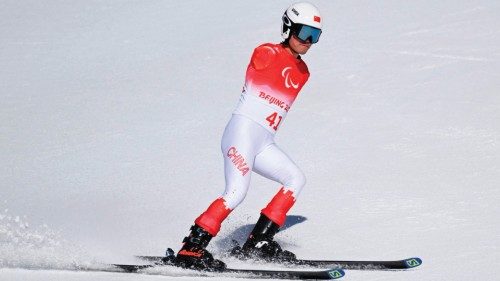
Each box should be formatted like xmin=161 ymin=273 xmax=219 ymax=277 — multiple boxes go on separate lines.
xmin=250 ymin=45 xmax=277 ymax=70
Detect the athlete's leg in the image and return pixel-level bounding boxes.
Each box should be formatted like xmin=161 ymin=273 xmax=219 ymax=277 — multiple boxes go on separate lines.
xmin=238 ymin=143 xmax=305 ymax=260
xmin=177 ymin=117 xmax=270 ymax=267
xmin=195 ymin=115 xmax=273 ymax=236
xmin=253 ymin=143 xmax=306 ymax=226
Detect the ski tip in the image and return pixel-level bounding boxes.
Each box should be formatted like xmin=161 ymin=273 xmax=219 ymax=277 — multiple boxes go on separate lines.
xmin=404 ymin=257 xmax=422 ymax=268
xmin=327 ymin=268 xmax=345 ymax=279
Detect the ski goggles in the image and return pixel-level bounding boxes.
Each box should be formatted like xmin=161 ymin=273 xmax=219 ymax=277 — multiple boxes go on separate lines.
xmin=293 ymin=24 xmax=322 ymax=44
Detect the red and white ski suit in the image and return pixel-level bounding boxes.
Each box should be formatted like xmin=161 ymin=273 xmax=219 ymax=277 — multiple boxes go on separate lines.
xmin=195 ymin=43 xmax=310 ymax=236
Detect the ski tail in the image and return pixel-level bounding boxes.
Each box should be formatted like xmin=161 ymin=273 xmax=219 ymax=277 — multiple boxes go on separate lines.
xmin=113 ymin=264 xmax=153 ymax=272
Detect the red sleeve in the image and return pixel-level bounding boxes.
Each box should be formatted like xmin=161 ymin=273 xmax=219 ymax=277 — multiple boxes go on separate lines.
xmin=249 ymin=45 xmax=277 ymax=70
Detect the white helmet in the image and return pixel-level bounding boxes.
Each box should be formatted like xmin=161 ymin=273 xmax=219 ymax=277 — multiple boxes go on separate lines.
xmin=281 ymin=2 xmax=322 ymax=43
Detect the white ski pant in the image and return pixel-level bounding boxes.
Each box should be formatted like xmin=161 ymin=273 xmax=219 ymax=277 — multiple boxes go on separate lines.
xmin=220 ymin=114 xmax=306 ymax=209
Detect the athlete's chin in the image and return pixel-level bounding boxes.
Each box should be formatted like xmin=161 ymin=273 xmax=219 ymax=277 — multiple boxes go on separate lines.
xmin=297 ymin=48 xmax=310 ymax=55
xmin=297 ymin=44 xmax=311 ymax=54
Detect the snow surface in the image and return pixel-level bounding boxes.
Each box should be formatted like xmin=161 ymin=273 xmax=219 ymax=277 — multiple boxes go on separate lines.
xmin=1 ymin=0 xmax=499 ymax=280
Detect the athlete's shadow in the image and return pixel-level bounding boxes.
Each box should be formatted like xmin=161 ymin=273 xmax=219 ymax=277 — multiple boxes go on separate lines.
xmin=214 ymin=215 xmax=307 ymax=251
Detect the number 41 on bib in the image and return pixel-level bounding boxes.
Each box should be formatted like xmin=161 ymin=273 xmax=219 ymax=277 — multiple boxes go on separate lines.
xmin=266 ymin=112 xmax=283 ymax=131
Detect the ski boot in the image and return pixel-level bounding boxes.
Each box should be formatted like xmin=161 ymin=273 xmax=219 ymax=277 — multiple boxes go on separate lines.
xmin=232 ymin=214 xmax=297 ymax=262
xmin=175 ymin=224 xmax=226 ymax=271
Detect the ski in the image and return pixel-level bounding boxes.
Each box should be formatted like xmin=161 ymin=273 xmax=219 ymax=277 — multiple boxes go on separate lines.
xmin=286 ymin=257 xmax=422 ymax=270
xmin=136 ymin=255 xmax=422 ymax=270
xmin=112 ymin=263 xmax=345 ymax=280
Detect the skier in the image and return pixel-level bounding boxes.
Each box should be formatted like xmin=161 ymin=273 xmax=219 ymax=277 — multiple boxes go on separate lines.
xmin=175 ymin=2 xmax=323 ymax=270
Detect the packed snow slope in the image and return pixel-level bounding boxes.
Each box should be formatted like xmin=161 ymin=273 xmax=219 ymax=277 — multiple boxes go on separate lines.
xmin=1 ymin=0 xmax=499 ymax=280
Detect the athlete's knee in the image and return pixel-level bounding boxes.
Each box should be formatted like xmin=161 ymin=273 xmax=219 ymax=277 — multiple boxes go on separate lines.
xmin=284 ymin=167 xmax=306 ymax=196
xmin=294 ymin=168 xmax=307 ymax=188
xmin=222 ymin=185 xmax=248 ymax=209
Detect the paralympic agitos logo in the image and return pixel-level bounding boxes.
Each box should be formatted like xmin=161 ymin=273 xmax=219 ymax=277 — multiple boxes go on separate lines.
xmin=282 ymin=67 xmax=299 ymax=89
